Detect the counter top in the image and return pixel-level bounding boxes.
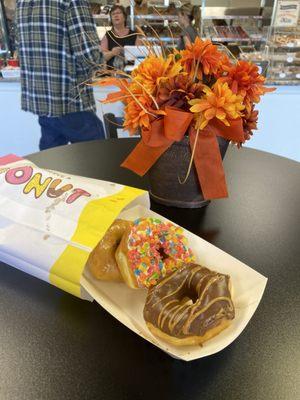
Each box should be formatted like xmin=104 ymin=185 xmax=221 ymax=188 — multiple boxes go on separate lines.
xmin=0 ymin=77 xmax=20 ymax=83
xmin=1 ymin=78 xmax=300 ymax=94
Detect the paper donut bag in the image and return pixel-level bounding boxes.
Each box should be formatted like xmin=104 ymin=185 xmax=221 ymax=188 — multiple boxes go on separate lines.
xmin=0 ymin=155 xmax=267 ymax=361
xmin=0 ymin=155 xmax=149 ymax=299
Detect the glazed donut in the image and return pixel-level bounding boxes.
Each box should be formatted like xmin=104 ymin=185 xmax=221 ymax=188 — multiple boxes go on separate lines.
xmin=115 ymin=218 xmax=194 ymax=289
xmin=143 ymin=263 xmax=234 ymax=346
xmin=87 ymin=219 xmax=132 ymax=281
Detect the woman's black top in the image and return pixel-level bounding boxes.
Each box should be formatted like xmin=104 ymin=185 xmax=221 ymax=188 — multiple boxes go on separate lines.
xmin=106 ymin=29 xmax=137 ymax=68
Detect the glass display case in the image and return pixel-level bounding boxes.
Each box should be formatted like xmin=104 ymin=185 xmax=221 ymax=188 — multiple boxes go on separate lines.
xmin=128 ymin=1 xmax=182 ymax=47
xmin=2 ymin=0 xmax=298 ymax=84
xmin=198 ymin=1 xmax=273 ymax=78
xmin=266 ymin=0 xmax=300 ymax=84
xmin=200 ymin=0 xmax=274 ymax=44
xmin=238 ymin=44 xmax=270 ymax=75
xmin=89 ymin=0 xmax=110 ymax=40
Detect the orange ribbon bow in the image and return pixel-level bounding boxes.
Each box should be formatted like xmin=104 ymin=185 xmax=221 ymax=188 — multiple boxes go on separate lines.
xmin=121 ymin=107 xmax=245 ymax=199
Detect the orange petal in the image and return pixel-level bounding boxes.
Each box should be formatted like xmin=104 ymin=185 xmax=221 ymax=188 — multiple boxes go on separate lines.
xmin=91 ymin=77 xmax=120 ymax=87
xmin=204 ymin=108 xmax=216 ymax=120
xmin=101 ymin=91 xmax=127 ymax=104
xmin=189 ymin=98 xmax=201 ymax=106
xmin=190 ymin=101 xmax=211 ymax=113
xmin=216 ymin=110 xmax=226 ymax=120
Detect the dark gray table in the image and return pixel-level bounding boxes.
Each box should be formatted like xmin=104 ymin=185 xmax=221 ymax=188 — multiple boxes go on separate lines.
xmin=1 ymin=139 xmax=299 ymax=400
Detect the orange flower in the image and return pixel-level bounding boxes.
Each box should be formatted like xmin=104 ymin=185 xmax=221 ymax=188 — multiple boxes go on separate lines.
xmin=180 ymin=38 xmax=231 ymax=80
xmin=124 ymin=97 xmax=151 ymax=134
xmin=189 ymin=81 xmax=244 ymax=129
xmin=131 ymin=54 xmax=182 ymax=93
xmin=220 ymin=60 xmax=275 ymax=104
xmin=243 ymin=104 xmax=258 ymax=141
xmin=124 ymin=94 xmax=165 ymax=135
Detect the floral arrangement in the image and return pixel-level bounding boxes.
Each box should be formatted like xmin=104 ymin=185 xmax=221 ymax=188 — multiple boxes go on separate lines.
xmin=94 ymin=37 xmax=274 ymax=199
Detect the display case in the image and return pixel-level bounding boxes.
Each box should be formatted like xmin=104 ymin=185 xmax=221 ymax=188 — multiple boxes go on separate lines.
xmin=266 ymin=0 xmax=300 ymax=84
xmin=238 ymin=44 xmax=270 ymax=75
xmin=200 ymin=0 xmax=274 ymax=44
xmin=90 ymin=0 xmax=111 ymax=40
xmin=0 ymin=0 xmax=11 ymax=56
xmin=128 ymin=1 xmax=182 ymax=47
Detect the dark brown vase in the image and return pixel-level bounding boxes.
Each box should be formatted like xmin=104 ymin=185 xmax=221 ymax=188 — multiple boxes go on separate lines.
xmin=148 ymin=136 xmax=229 ymax=208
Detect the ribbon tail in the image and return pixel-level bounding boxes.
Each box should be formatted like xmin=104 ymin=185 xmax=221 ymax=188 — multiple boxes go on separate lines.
xmin=121 ymin=140 xmax=172 ymax=176
xmin=190 ymin=129 xmax=228 ymax=200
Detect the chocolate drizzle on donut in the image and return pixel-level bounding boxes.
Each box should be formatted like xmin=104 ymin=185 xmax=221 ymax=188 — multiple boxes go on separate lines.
xmin=143 ymin=264 xmax=234 ymax=339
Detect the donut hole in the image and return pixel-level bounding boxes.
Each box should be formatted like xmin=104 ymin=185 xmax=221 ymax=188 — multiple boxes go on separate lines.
xmin=180 ymin=293 xmax=198 ymax=305
xmin=181 ymin=296 xmax=193 ymax=306
xmin=158 ymin=247 xmax=168 ymax=260
xmin=113 ymin=238 xmax=122 ymax=250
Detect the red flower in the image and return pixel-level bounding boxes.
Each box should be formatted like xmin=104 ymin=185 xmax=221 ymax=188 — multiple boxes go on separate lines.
xmin=156 ymin=74 xmax=203 ymax=110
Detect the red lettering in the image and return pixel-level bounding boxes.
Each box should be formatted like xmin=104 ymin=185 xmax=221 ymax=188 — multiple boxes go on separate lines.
xmin=66 ymin=188 xmax=91 ymax=204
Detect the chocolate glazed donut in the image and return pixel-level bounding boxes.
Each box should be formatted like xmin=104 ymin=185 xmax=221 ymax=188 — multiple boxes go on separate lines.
xmin=143 ymin=263 xmax=235 ymax=346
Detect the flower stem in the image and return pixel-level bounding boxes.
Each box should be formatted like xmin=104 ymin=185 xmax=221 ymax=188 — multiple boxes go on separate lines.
xmin=178 ymin=126 xmax=200 ymax=185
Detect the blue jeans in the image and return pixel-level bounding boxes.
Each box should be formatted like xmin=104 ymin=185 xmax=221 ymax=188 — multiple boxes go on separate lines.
xmin=38 ymin=111 xmax=105 ymax=150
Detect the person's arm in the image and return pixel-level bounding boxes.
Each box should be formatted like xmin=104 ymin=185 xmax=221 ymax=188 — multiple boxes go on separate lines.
xmin=66 ymin=0 xmax=103 ymax=73
xmin=184 ymin=25 xmax=198 ymax=46
xmin=183 ymin=34 xmax=192 ymax=48
xmin=100 ymin=33 xmax=122 ymax=62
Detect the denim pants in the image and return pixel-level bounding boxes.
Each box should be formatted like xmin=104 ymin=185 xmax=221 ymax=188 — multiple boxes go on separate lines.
xmin=38 ymin=111 xmax=105 ymax=150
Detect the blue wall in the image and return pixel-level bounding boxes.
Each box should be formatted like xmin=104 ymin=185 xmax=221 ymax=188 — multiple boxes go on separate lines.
xmin=0 ymin=83 xmax=299 ymax=162
xmin=246 ymin=86 xmax=300 ymax=162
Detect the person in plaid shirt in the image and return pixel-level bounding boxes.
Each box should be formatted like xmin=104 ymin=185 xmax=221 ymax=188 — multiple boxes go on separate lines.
xmin=16 ymin=0 xmax=105 ymax=150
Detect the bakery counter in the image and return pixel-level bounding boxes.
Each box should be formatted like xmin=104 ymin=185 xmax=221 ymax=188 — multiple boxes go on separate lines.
xmin=0 ymin=81 xmax=300 ymax=162
xmin=0 ymin=78 xmax=21 ymax=83
xmin=0 ymin=81 xmax=127 ymax=155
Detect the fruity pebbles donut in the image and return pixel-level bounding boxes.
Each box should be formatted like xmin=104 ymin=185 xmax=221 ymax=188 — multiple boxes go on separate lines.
xmin=115 ymin=217 xmax=194 ymax=289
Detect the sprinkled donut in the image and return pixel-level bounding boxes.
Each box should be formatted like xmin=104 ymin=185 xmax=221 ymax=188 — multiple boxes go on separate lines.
xmin=115 ymin=217 xmax=194 ymax=289
xmin=143 ymin=263 xmax=235 ymax=346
